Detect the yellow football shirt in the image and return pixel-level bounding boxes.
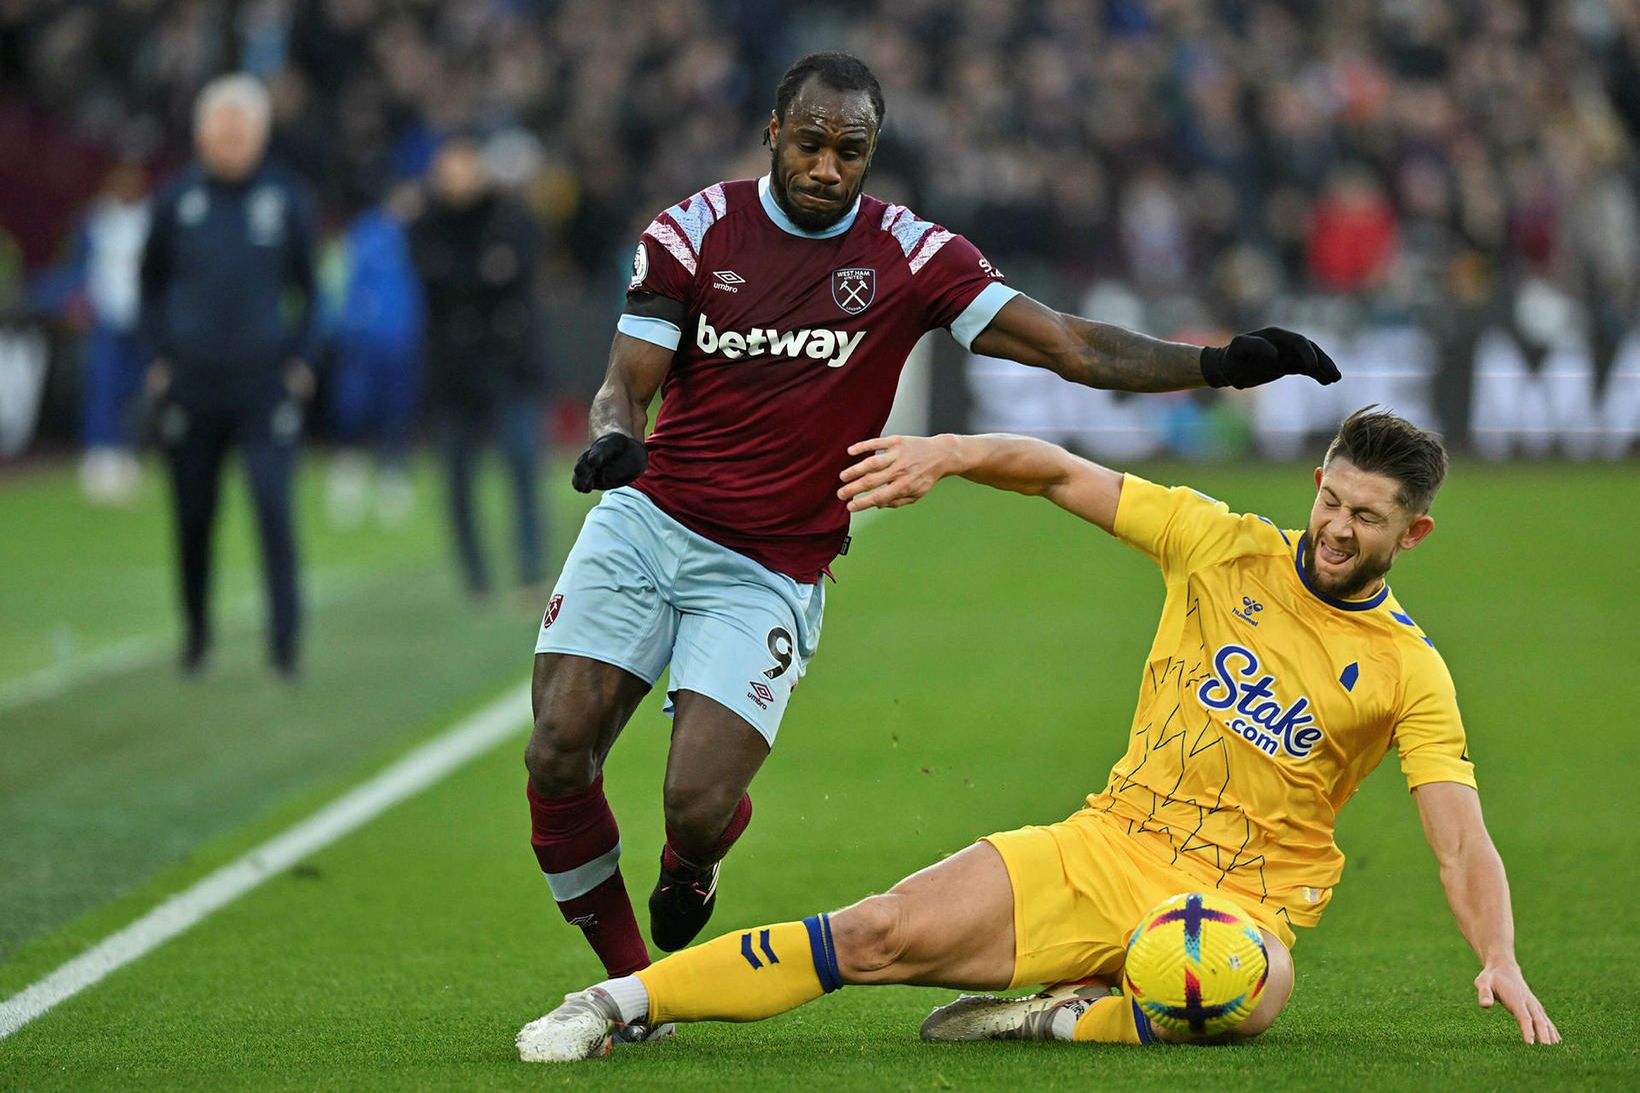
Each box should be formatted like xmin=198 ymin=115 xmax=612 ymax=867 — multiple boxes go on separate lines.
xmin=1085 ymin=474 xmax=1474 ymax=931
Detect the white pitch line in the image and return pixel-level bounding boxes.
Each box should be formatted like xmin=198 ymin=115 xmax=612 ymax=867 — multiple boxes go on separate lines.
xmin=0 ymin=572 xmax=381 ymax=713
xmin=0 ymin=679 xmax=532 ymax=1041
xmin=0 ymin=631 xmax=163 ymax=712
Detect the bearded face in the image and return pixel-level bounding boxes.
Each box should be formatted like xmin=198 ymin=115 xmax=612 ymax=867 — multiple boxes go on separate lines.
xmin=1302 ymin=459 xmax=1434 ymax=600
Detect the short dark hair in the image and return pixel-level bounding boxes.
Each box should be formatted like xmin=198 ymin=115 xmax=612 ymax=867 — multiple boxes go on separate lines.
xmin=774 ymin=51 xmax=885 ymax=130
xmin=1323 ymin=407 xmax=1449 ymax=514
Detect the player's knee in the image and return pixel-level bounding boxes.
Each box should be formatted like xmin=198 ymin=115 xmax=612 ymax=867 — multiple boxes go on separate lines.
xmin=661 ymin=780 xmax=742 ymax=856
xmin=830 ymin=895 xmax=911 ymax=983
xmin=1232 ymin=932 xmax=1295 ymax=1040
xmin=522 ymin=709 xmax=602 ymax=795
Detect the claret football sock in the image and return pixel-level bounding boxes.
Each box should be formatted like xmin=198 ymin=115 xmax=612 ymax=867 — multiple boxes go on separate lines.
xmin=527 ymin=776 xmax=651 ymax=976
xmin=637 ymin=914 xmax=844 ymax=1024
xmin=1072 ymin=994 xmax=1157 ymax=1044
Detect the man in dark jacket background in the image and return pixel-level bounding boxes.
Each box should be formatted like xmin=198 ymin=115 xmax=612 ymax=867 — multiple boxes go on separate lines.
xmin=140 ymin=74 xmax=321 ymax=677
xmin=408 ymin=133 xmax=546 ymax=596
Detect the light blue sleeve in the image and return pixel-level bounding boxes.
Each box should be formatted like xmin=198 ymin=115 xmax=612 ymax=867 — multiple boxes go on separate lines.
xmin=616 ymin=314 xmax=682 ymax=351
xmin=948 ymin=282 xmax=1021 ymax=351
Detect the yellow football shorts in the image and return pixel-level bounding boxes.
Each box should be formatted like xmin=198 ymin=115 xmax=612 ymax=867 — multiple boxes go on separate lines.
xmin=982 ymin=807 xmax=1298 ymax=990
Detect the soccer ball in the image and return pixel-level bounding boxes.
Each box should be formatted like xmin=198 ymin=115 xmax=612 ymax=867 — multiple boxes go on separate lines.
xmin=1122 ymin=891 xmax=1269 ymax=1038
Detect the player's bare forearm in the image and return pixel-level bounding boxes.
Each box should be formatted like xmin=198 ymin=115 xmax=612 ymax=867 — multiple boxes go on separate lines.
xmin=970 ymin=297 xmax=1203 ymax=392
xmin=1056 ymin=316 xmax=1206 ymax=392
xmin=840 ymin=433 xmax=1123 ymax=532
xmin=1414 ymin=782 xmax=1560 ymax=1043
xmin=586 ymin=377 xmax=648 ymax=442
xmin=969 ymin=295 xmax=1340 ymax=391
xmin=572 ymin=332 xmax=675 ymax=492
xmin=1415 ymin=784 xmax=1519 ymax=966
xmin=1436 ymin=834 xmax=1518 ymax=968
xmin=939 ymin=434 xmax=1075 ymax=494
xmin=587 ymin=332 xmax=672 ymax=442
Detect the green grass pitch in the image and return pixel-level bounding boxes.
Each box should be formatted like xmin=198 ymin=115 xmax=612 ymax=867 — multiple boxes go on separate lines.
xmin=1 ymin=456 xmax=1636 ymax=1089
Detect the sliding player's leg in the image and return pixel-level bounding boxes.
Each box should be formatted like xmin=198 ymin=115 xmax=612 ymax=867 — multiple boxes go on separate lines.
xmin=921 ymin=810 xmax=1298 ymax=1045
xmin=640 ymin=841 xmax=1015 ymax=1021
xmin=636 ymin=845 xmax=1013 ymax=1029
xmin=1228 ymin=932 xmax=1294 ymax=1038
xmin=922 ymin=929 xmax=1293 ymax=1045
xmin=517 ymin=842 xmax=1017 ymax=1062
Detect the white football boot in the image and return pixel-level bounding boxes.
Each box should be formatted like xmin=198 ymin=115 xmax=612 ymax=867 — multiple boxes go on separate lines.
xmin=517 ymin=988 xmax=623 ymax=1062
xmin=920 ymin=980 xmax=1111 ymax=1042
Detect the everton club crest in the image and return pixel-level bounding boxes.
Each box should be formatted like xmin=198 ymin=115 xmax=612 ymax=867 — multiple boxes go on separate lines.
xmin=832 ymin=268 xmax=876 ymax=315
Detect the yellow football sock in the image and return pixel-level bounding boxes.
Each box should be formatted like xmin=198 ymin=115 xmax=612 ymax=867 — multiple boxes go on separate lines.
xmin=637 ymin=915 xmax=844 ymax=1024
xmin=1073 ymin=995 xmax=1157 ymax=1044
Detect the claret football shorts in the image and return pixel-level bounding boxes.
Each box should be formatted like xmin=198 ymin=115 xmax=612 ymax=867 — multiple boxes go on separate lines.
xmin=982 ymin=808 xmax=1297 ymax=989
xmin=535 ymin=487 xmax=825 ymax=745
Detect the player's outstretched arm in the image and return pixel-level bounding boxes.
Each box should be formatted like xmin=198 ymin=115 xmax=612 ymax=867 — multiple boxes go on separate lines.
xmin=839 ymin=433 xmax=1124 ymax=533
xmin=969 ymin=295 xmax=1340 ymax=392
xmin=571 ymin=332 xmax=674 ymax=493
xmin=1412 ymin=782 xmax=1561 ymax=1045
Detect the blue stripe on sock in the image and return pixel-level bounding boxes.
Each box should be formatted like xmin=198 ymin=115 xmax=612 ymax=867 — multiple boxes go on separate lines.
xmin=740 ymin=932 xmax=762 ymax=970
xmin=819 ymin=914 xmax=843 ymax=991
xmin=1131 ymin=997 xmax=1156 ymax=1045
xmin=802 ymin=914 xmax=843 ymax=993
xmin=759 ymin=927 xmax=780 ymax=965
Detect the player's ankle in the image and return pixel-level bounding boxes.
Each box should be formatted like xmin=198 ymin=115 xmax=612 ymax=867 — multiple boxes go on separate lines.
xmin=661 ymin=793 xmax=753 ymax=873
xmin=1048 ymin=1006 xmax=1079 ymax=1041
xmin=659 ymin=840 xmax=709 ymax=876
xmin=591 ymin=976 xmax=651 ymax=1024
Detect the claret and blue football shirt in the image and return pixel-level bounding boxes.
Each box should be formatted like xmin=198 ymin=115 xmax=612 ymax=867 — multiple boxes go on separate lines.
xmin=619 ymin=176 xmax=1018 ymax=582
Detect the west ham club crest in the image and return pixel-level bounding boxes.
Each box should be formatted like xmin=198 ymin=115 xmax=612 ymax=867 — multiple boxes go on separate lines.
xmin=832 ymin=268 xmax=876 ymax=314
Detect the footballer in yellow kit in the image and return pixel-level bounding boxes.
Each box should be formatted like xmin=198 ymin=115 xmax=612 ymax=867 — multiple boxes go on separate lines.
xmin=986 ymin=464 xmax=1473 ymax=988
xmin=518 ymin=409 xmax=1560 ymax=1062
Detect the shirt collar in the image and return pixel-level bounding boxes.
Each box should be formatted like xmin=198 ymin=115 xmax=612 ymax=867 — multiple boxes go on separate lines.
xmin=758 ymin=174 xmax=859 ymax=239
xmin=1293 ymin=533 xmax=1390 ymax=612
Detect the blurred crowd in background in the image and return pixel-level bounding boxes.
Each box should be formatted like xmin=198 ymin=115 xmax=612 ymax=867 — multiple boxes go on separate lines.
xmin=2 ymin=0 xmax=1639 ymax=474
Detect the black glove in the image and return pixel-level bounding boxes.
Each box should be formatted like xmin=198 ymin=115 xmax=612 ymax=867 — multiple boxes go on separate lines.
xmin=1200 ymin=327 xmax=1341 ymax=389
xmin=572 ymin=433 xmax=648 ymax=493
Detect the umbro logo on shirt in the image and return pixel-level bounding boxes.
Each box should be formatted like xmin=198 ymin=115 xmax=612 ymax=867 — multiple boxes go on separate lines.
xmin=712 ymin=270 xmax=746 ymax=293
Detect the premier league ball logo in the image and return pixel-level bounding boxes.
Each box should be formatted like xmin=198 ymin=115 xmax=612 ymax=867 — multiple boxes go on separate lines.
xmin=832 ymin=268 xmax=876 ymax=315
xmin=629 ymin=243 xmax=648 ymax=290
